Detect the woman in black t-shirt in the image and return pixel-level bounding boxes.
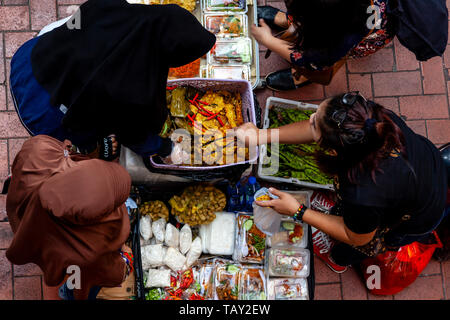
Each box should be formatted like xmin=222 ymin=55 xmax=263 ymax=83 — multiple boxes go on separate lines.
xmin=236 ymin=92 xmax=448 ymax=270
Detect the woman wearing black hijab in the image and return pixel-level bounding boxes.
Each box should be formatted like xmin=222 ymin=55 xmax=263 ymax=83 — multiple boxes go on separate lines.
xmin=10 ymin=0 xmax=216 ymax=160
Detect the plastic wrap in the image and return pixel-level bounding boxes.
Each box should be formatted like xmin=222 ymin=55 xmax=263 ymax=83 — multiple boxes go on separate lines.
xmin=165 ymin=223 xmax=180 ymax=249
xmin=252 ymin=188 xmax=282 ymax=236
xmin=238 ymin=266 xmax=267 ymax=300
xmin=267 ymin=278 xmax=309 ymax=300
xmin=164 ymin=247 xmax=187 ymax=272
xmin=211 ymin=259 xmax=242 ymax=300
xmin=141 ymin=244 xmax=165 ymax=270
xmin=208 ymin=39 xmax=252 ymax=65
xmin=146 ymin=269 xmax=171 ymax=288
xmin=185 ymin=237 xmax=203 ymax=269
xmin=179 ymin=224 xmax=193 ymax=254
xmin=200 ymin=212 xmax=236 ymax=255
xmin=139 ymin=215 xmax=152 ymax=241
xmin=152 ymin=218 xmax=166 ymax=243
xmin=233 ymin=214 xmax=266 ymax=264
xmin=205 ymin=0 xmax=246 ymax=12
xmin=204 ymin=14 xmax=247 ymax=38
xmin=208 ymin=65 xmax=250 ymax=81
xmin=193 ymin=261 xmax=215 ymax=299
xmin=266 ymin=248 xmax=310 ymax=278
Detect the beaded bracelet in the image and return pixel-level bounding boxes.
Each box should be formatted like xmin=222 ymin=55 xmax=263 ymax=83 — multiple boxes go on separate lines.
xmin=293 ymin=204 xmax=308 ymax=223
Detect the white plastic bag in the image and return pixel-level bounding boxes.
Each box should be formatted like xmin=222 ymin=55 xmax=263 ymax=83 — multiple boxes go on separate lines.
xmin=140 ymin=215 xmax=152 ymax=241
xmin=179 ymin=224 xmax=193 ymax=255
xmin=206 ymin=212 xmax=236 ymax=255
xmin=141 ymin=244 xmax=165 ymax=270
xmin=164 ymin=247 xmax=186 ymax=272
xmin=146 ymin=269 xmax=171 ymax=288
xmin=152 ymin=218 xmax=166 ymax=243
xmin=252 ymin=202 xmax=282 ymax=236
xmin=185 ymin=237 xmax=202 ymax=269
xmin=164 ymin=223 xmax=180 ymax=248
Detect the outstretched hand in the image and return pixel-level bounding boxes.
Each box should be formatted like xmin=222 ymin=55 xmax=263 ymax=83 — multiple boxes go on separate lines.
xmin=255 ymin=187 xmax=301 ymax=216
xmin=251 ymin=19 xmax=274 ymax=46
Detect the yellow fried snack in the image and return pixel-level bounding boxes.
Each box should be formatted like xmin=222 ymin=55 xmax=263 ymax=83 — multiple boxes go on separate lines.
xmin=169 ymin=185 xmax=227 ymax=226
xmin=164 ymin=0 xmax=196 ymax=12
xmin=139 ymin=200 xmax=169 ymax=221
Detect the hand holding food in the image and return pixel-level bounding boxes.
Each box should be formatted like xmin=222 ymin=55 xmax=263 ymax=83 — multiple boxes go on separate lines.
xmin=255 ymin=188 xmax=301 ymax=216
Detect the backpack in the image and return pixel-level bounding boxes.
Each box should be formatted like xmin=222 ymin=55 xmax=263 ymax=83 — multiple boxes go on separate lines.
xmin=386 ymin=0 xmax=449 ymax=61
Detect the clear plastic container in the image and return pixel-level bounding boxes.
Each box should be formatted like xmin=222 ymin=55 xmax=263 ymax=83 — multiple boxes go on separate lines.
xmin=268 ymin=218 xmax=309 ymax=249
xmin=233 ymin=213 xmax=267 ymax=264
xmin=267 ymin=278 xmax=309 ymax=300
xmin=238 ymin=266 xmax=267 ymax=300
xmin=211 ymin=258 xmax=242 ymax=300
xmin=266 ymin=247 xmax=310 ymax=278
xmin=252 ymin=188 xmax=282 ymax=237
xmin=205 ymin=0 xmax=246 ymax=12
xmin=208 ymin=38 xmax=252 ymax=65
xmin=204 ymin=14 xmax=247 ymax=38
xmin=192 ymin=261 xmax=215 ymax=299
xmin=208 ymin=65 xmax=250 ymax=81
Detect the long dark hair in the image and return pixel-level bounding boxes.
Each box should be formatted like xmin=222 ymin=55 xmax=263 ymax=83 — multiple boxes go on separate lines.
xmin=285 ymin=0 xmax=371 ymax=53
xmin=316 ymin=93 xmax=406 ymax=184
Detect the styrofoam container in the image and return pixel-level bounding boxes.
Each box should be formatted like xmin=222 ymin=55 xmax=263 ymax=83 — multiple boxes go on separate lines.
xmin=149 ymin=78 xmax=258 ymax=171
xmin=257 ymin=96 xmax=335 ymax=191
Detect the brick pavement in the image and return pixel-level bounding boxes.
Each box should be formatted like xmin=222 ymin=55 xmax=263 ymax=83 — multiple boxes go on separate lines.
xmin=0 ymin=0 xmax=449 ymax=300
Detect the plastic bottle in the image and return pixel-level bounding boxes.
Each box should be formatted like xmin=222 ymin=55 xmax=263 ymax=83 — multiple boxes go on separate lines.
xmin=244 ymin=176 xmax=261 ymax=212
xmin=227 ymin=181 xmax=245 ymax=212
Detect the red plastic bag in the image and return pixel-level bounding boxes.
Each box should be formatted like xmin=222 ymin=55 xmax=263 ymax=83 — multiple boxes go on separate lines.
xmin=360 ymin=231 xmax=442 ymax=295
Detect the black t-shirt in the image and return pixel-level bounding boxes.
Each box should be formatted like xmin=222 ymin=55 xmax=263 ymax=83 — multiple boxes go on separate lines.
xmin=337 ymin=111 xmax=448 ymax=235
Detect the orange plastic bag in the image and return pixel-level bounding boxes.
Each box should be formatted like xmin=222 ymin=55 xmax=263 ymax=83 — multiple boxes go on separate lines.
xmin=360 ymin=231 xmax=442 ymax=295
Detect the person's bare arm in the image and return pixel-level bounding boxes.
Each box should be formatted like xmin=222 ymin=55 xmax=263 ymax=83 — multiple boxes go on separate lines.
xmin=302 ymin=209 xmax=376 ymax=246
xmin=268 ymin=120 xmax=315 ymax=145
xmin=251 ymin=19 xmax=292 ymax=62
xmin=256 ymin=188 xmax=377 ymax=247
xmin=235 ymin=120 xmax=314 ymax=147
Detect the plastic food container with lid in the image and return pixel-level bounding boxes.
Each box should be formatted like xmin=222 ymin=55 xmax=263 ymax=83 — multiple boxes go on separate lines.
xmin=211 ymin=258 xmax=242 ymax=300
xmin=204 ymin=13 xmax=248 ymax=38
xmin=267 ymin=278 xmax=309 ymax=300
xmin=268 ymin=218 xmax=309 ymax=249
xmin=238 ymin=266 xmax=267 ymax=300
xmin=265 ymin=247 xmax=311 ymax=278
xmin=208 ymin=65 xmax=250 ymax=81
xmin=204 ymin=0 xmax=247 ymax=13
xmin=233 ymin=213 xmax=267 ymax=264
xmin=208 ymin=38 xmax=252 ymax=65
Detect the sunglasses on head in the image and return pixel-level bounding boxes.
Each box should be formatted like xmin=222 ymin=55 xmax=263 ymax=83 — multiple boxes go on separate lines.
xmin=331 ymin=92 xmax=367 ymax=128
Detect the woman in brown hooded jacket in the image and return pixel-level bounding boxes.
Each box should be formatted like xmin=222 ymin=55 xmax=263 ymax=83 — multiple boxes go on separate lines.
xmin=5 ymin=135 xmax=132 ymax=300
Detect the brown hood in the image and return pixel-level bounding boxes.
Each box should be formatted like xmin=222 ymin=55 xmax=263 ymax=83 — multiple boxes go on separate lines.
xmin=6 ymin=135 xmax=131 ymax=297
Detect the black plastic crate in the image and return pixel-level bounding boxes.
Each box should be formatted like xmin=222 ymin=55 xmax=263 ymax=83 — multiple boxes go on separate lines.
xmin=129 ymin=182 xmax=315 ymax=301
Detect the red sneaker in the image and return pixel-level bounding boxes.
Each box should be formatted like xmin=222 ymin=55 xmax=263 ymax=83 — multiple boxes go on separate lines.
xmin=312 ymin=227 xmax=348 ymax=274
